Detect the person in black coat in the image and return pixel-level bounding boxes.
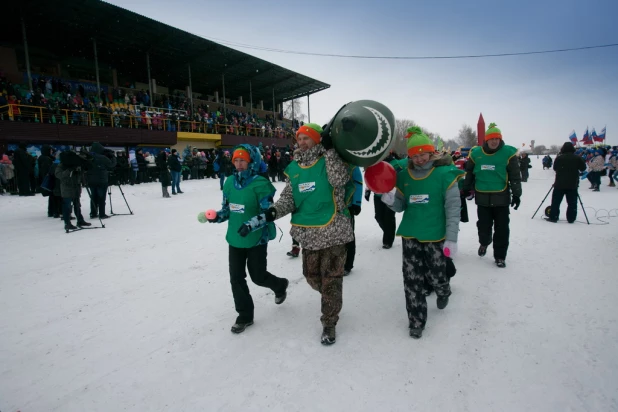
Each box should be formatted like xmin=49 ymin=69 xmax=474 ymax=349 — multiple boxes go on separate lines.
xmin=547 ymin=142 xmax=587 ymax=223
xmin=86 ymin=142 xmax=117 ymax=218
xmin=136 ymin=149 xmax=147 ymax=183
xmin=167 ymin=149 xmax=183 ymax=194
xmin=157 ymin=150 xmax=172 ymax=198
xmin=13 ymin=142 xmax=33 ymax=196
xmin=38 ymin=145 xmax=56 ymax=216
xmin=519 ymin=153 xmax=531 ymax=182
xmin=268 ymin=151 xmax=279 ymax=182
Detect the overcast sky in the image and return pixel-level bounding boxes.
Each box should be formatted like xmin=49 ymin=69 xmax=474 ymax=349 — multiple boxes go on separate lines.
xmin=106 ymin=0 xmax=618 ymax=147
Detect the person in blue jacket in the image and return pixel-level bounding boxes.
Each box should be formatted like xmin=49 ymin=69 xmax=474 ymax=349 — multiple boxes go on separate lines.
xmin=344 ymin=166 xmax=363 ymax=276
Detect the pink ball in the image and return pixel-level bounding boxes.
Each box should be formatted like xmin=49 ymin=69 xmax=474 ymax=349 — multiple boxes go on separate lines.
xmin=443 ymin=247 xmax=451 ymax=258
xmin=205 ymin=209 xmax=217 ymax=220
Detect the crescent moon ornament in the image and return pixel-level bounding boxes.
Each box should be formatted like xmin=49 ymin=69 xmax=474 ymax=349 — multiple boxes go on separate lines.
xmin=346 ymin=107 xmax=392 ymax=158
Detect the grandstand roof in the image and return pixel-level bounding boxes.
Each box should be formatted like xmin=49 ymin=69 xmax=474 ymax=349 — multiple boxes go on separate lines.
xmin=2 ymin=0 xmax=330 ymax=106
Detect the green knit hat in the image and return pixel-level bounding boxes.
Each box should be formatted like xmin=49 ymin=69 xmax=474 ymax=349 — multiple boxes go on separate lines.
xmin=296 ymin=123 xmax=323 ymax=144
xmin=485 ymin=122 xmax=502 ymax=140
xmin=404 ymin=126 xmax=434 ymax=156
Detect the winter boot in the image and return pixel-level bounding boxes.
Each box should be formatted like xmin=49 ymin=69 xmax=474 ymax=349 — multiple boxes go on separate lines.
xmin=321 ymin=326 xmax=336 ymax=345
xmin=231 ymin=320 xmax=253 ymax=334
xmin=409 ymin=328 xmax=423 ymax=339
xmin=593 ymin=186 xmax=600 ymax=192
xmin=382 ymin=244 xmax=392 ymax=249
xmin=478 ymin=245 xmax=487 ymax=257
xmin=495 ymin=259 xmax=506 ymax=268
xmin=177 ymin=190 xmax=184 ymax=194
xmin=163 ymin=187 xmax=171 ymax=198
xmin=609 ymin=181 xmax=616 ymax=187
xmin=343 ymin=269 xmax=351 ymax=276
xmin=287 ymin=246 xmax=300 ymax=258
xmin=77 ymin=220 xmax=92 ymax=227
xmin=437 ymin=296 xmax=449 ymax=309
xmin=275 ymin=279 xmax=289 ymax=305
xmin=64 ymin=223 xmax=78 ymax=230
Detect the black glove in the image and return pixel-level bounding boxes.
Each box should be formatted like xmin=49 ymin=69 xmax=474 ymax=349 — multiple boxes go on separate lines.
xmin=364 ymin=189 xmax=370 ymax=201
xmin=510 ymin=196 xmax=521 ymax=210
xmin=237 ymin=224 xmax=251 ymax=237
xmin=462 ymin=189 xmax=471 ymax=198
xmin=264 ymin=207 xmax=277 ymax=222
xmin=320 ymin=125 xmax=333 ymax=150
xmin=348 ymin=204 xmax=361 ymax=216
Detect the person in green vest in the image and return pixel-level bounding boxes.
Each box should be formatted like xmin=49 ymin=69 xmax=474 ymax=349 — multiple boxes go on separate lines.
xmin=463 ymin=123 xmax=522 ymax=268
xmin=381 ymin=127 xmax=464 ymax=339
xmin=203 ymin=144 xmax=289 ymax=334
xmin=240 ymin=123 xmax=353 ymax=345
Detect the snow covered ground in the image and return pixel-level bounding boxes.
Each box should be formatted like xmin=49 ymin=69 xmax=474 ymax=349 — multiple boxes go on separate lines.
xmin=1 ymin=156 xmax=617 ymax=412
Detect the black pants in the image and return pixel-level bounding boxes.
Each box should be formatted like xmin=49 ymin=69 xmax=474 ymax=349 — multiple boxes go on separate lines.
xmin=62 ymin=197 xmax=84 ymax=224
xmin=229 ymin=244 xmax=287 ymax=324
xmin=521 ymin=169 xmax=529 ymax=182
xmin=48 ymin=195 xmax=62 ymax=216
xmin=477 ymin=205 xmax=510 ymax=260
xmin=550 ymin=188 xmax=578 ymax=222
xmin=374 ymin=195 xmax=396 ymax=247
xmin=17 ymin=173 xmax=31 ymax=195
xmin=89 ymin=184 xmax=108 ymax=217
xmin=344 ymin=214 xmax=356 ymax=271
xmin=460 ymin=194 xmax=469 ymax=223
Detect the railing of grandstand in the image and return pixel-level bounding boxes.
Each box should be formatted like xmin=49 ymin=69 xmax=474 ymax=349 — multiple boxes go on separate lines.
xmin=116 ymin=86 xmax=293 ymax=123
xmin=0 ymin=104 xmax=296 ymax=139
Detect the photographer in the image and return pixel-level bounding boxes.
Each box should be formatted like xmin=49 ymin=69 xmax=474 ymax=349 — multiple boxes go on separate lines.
xmin=86 ymin=142 xmax=117 ymax=219
xmin=55 ymin=151 xmax=91 ymax=231
xmin=546 ymin=142 xmax=586 ymax=223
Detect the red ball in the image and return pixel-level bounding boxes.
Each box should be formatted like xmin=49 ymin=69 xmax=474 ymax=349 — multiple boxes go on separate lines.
xmin=364 ymin=161 xmax=396 ymax=194
xmin=205 ymin=209 xmax=217 ymax=220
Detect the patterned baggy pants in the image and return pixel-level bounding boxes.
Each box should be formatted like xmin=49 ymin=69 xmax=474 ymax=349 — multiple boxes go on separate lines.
xmin=402 ymin=238 xmax=451 ymax=329
xmin=302 ymin=245 xmax=346 ymax=328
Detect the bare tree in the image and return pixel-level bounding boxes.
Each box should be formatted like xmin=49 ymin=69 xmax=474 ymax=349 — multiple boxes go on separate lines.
xmin=442 ymin=139 xmax=459 ymax=152
xmin=282 ymin=99 xmax=306 ymax=125
xmin=549 ymin=145 xmax=560 ymax=154
xmin=533 ymin=145 xmax=547 ymax=155
xmin=393 ymin=118 xmax=417 ymax=155
xmin=456 ymin=124 xmax=477 ymax=148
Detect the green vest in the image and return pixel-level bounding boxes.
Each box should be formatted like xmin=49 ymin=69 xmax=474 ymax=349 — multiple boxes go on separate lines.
xmin=470 ymin=145 xmax=517 ymax=192
xmin=396 ymin=165 xmax=464 ymax=242
xmin=285 ymin=157 xmax=338 ymax=227
xmin=223 ymin=175 xmax=276 ymax=248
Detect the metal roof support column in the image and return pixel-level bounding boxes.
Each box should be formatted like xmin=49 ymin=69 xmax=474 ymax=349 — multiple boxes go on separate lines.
xmin=146 ymin=52 xmax=153 ymax=104
xmin=222 ymin=73 xmax=226 ymax=120
xmin=92 ymin=38 xmax=101 ymax=102
xmin=307 ymin=94 xmax=310 ymax=123
xmin=188 ymin=63 xmax=194 ymax=115
xmin=21 ymin=17 xmax=32 ymax=92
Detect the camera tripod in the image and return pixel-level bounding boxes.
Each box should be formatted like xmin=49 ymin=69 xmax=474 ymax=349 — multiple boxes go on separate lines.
xmin=108 ymin=184 xmax=134 ymax=216
xmin=531 ymin=184 xmax=589 ymax=224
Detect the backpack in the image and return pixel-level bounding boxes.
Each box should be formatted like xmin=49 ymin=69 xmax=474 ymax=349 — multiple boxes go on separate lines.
xmin=40 ymin=167 xmax=55 ymax=196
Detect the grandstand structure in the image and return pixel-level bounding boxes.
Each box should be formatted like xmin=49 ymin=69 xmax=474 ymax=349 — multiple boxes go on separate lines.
xmin=0 ymin=0 xmax=330 ymax=153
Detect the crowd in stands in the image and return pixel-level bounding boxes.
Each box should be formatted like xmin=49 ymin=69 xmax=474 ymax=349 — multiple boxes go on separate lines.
xmin=0 ymin=74 xmax=299 ymax=139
